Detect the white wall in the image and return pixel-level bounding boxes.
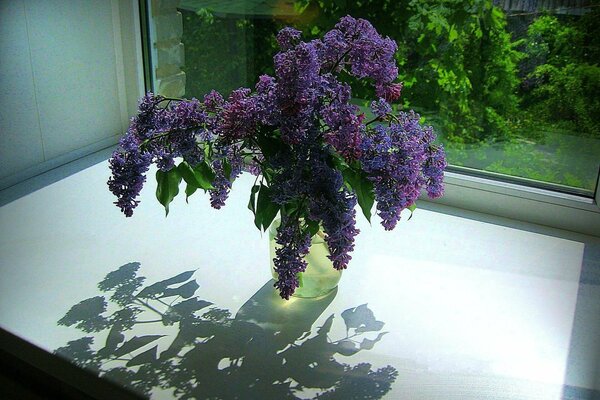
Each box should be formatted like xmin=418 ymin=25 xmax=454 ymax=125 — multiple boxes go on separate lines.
xmin=0 ymin=0 xmax=143 ymax=189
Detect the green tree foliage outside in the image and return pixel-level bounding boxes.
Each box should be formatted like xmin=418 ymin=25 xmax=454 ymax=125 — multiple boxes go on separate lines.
xmin=177 ymin=0 xmax=600 ymax=192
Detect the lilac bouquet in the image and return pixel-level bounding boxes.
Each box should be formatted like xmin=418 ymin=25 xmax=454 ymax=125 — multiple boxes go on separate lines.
xmin=108 ymin=16 xmax=447 ymax=299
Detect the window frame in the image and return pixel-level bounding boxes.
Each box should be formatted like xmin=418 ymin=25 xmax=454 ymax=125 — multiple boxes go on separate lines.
xmin=428 ymin=170 xmax=600 ymax=237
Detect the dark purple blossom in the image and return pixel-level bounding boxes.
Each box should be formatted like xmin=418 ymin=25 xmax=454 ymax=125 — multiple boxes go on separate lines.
xmin=255 ymin=75 xmax=278 ymax=126
xmin=218 ymin=88 xmax=259 ymax=141
xmin=130 ymin=92 xmax=164 ymax=140
xmin=203 ymin=90 xmax=224 ymax=112
xmin=306 ymin=160 xmax=360 ymax=270
xmin=274 ymin=41 xmax=320 ymax=144
xmin=107 ymin=133 xmax=152 ymax=217
xmin=208 ymin=159 xmax=231 ymax=210
xmin=322 ymin=16 xmax=398 ymax=91
xmin=273 ymin=217 xmax=311 ymax=299
xmin=376 ymin=82 xmax=403 ymax=103
xmin=150 ymin=98 xmax=207 ymax=167
xmin=208 ymin=145 xmax=244 ymax=209
xmin=276 ymin=27 xmax=302 ymax=51
xmin=319 ymin=75 xmax=363 ymax=159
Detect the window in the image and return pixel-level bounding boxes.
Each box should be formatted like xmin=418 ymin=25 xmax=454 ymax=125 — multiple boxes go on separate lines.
xmin=144 ymin=0 xmax=600 ymax=235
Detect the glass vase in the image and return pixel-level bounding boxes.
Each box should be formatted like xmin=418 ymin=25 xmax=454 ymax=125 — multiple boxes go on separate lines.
xmin=269 ymin=219 xmax=342 ymax=298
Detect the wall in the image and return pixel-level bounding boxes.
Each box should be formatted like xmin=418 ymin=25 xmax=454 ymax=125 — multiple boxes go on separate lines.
xmin=0 ymin=0 xmax=143 ymax=190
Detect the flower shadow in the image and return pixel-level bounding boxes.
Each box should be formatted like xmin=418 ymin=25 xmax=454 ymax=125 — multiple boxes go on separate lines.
xmin=54 ymin=262 xmax=398 ymax=399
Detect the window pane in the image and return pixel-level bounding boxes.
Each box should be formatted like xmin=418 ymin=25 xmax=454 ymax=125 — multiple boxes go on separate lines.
xmin=152 ymin=0 xmax=600 ymax=196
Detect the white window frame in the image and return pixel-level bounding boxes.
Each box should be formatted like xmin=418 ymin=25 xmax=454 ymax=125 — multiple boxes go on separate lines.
xmin=425 ymin=171 xmax=600 ymax=237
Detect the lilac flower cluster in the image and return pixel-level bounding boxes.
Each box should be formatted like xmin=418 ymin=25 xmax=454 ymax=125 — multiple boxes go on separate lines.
xmin=272 ymin=217 xmax=312 ymax=300
xmin=209 ymin=144 xmax=244 ymax=209
xmin=108 ymin=16 xmax=446 ymax=299
xmin=218 ymin=88 xmax=258 ymax=141
xmin=306 ymin=159 xmax=360 ymax=270
xmin=107 ymin=134 xmax=152 ymax=217
xmin=322 ymin=16 xmax=400 ymax=101
xmin=360 ymin=111 xmax=446 ymax=230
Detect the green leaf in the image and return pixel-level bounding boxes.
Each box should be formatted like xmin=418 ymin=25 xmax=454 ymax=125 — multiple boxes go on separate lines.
xmin=222 ymin=159 xmax=232 ymax=180
xmin=178 ymin=161 xmax=214 ymax=191
xmin=256 ymin=135 xmax=283 ymax=159
xmin=247 ymin=184 xmax=260 ymax=217
xmin=407 ymin=203 xmax=417 ymax=221
xmin=156 ymin=168 xmax=182 ymax=216
xmin=342 ymin=168 xmax=374 ymax=223
xmin=255 ymin=184 xmax=280 ymax=231
xmin=196 ymin=162 xmax=216 ymax=188
xmin=185 ymin=184 xmax=197 ymax=203
xmin=305 ymin=219 xmax=320 ymax=237
xmin=114 ymin=335 xmax=164 ymax=357
xmin=448 ymin=25 xmax=458 ymax=42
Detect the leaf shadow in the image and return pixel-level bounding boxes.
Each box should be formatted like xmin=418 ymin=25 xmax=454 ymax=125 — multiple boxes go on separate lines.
xmin=54 ymin=262 xmax=398 ymax=399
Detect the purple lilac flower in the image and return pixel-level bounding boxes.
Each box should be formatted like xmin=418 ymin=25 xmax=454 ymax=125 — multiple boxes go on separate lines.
xmin=218 ymin=88 xmax=259 ymax=141
xmin=203 ymin=90 xmax=225 ymax=112
xmin=276 ymin=27 xmax=302 ymax=51
xmin=209 ymin=159 xmax=232 ymax=210
xmin=322 ymin=16 xmax=399 ymax=94
xmin=423 ymin=144 xmax=447 ymax=199
xmin=370 ymin=98 xmax=392 ymax=119
xmin=244 ymin=156 xmax=262 ymax=176
xmin=153 ymin=148 xmax=175 ymax=172
xmin=274 ymin=41 xmax=320 ymax=144
xmin=360 ymin=111 xmax=444 ymax=230
xmin=376 ymin=82 xmax=403 ymax=103
xmin=273 ymin=217 xmax=311 ymax=299
xmin=130 ymin=92 xmax=164 ymax=140
xmin=307 ymin=160 xmax=360 ymax=270
xmin=107 ymin=133 xmax=152 ymax=217
xmin=268 ymin=145 xmax=308 ymax=205
xmin=255 ymin=75 xmax=278 ymax=126
xmin=319 ymin=75 xmax=363 ymax=159
xmin=209 ymin=145 xmax=244 ymax=209
xmin=108 ymin=17 xmax=446 ymax=299
xmin=151 ymin=99 xmax=207 ymax=167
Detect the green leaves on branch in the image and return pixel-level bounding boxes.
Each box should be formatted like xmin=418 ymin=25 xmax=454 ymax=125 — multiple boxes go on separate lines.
xmin=178 ymin=161 xmax=215 ymax=192
xmin=156 ymin=168 xmax=182 ymax=216
xmin=248 ymin=184 xmax=280 ymax=231
xmin=156 ymin=161 xmax=216 ymax=214
xmin=342 ymin=167 xmax=374 ymax=223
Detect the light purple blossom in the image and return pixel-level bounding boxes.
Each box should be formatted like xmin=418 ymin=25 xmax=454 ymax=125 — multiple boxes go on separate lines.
xmin=360 ymin=111 xmax=444 ymax=230
xmin=370 ymin=98 xmax=392 ymax=119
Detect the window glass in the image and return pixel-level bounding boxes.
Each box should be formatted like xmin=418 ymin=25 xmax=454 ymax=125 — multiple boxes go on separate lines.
xmin=160 ymin=0 xmax=600 ymax=195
